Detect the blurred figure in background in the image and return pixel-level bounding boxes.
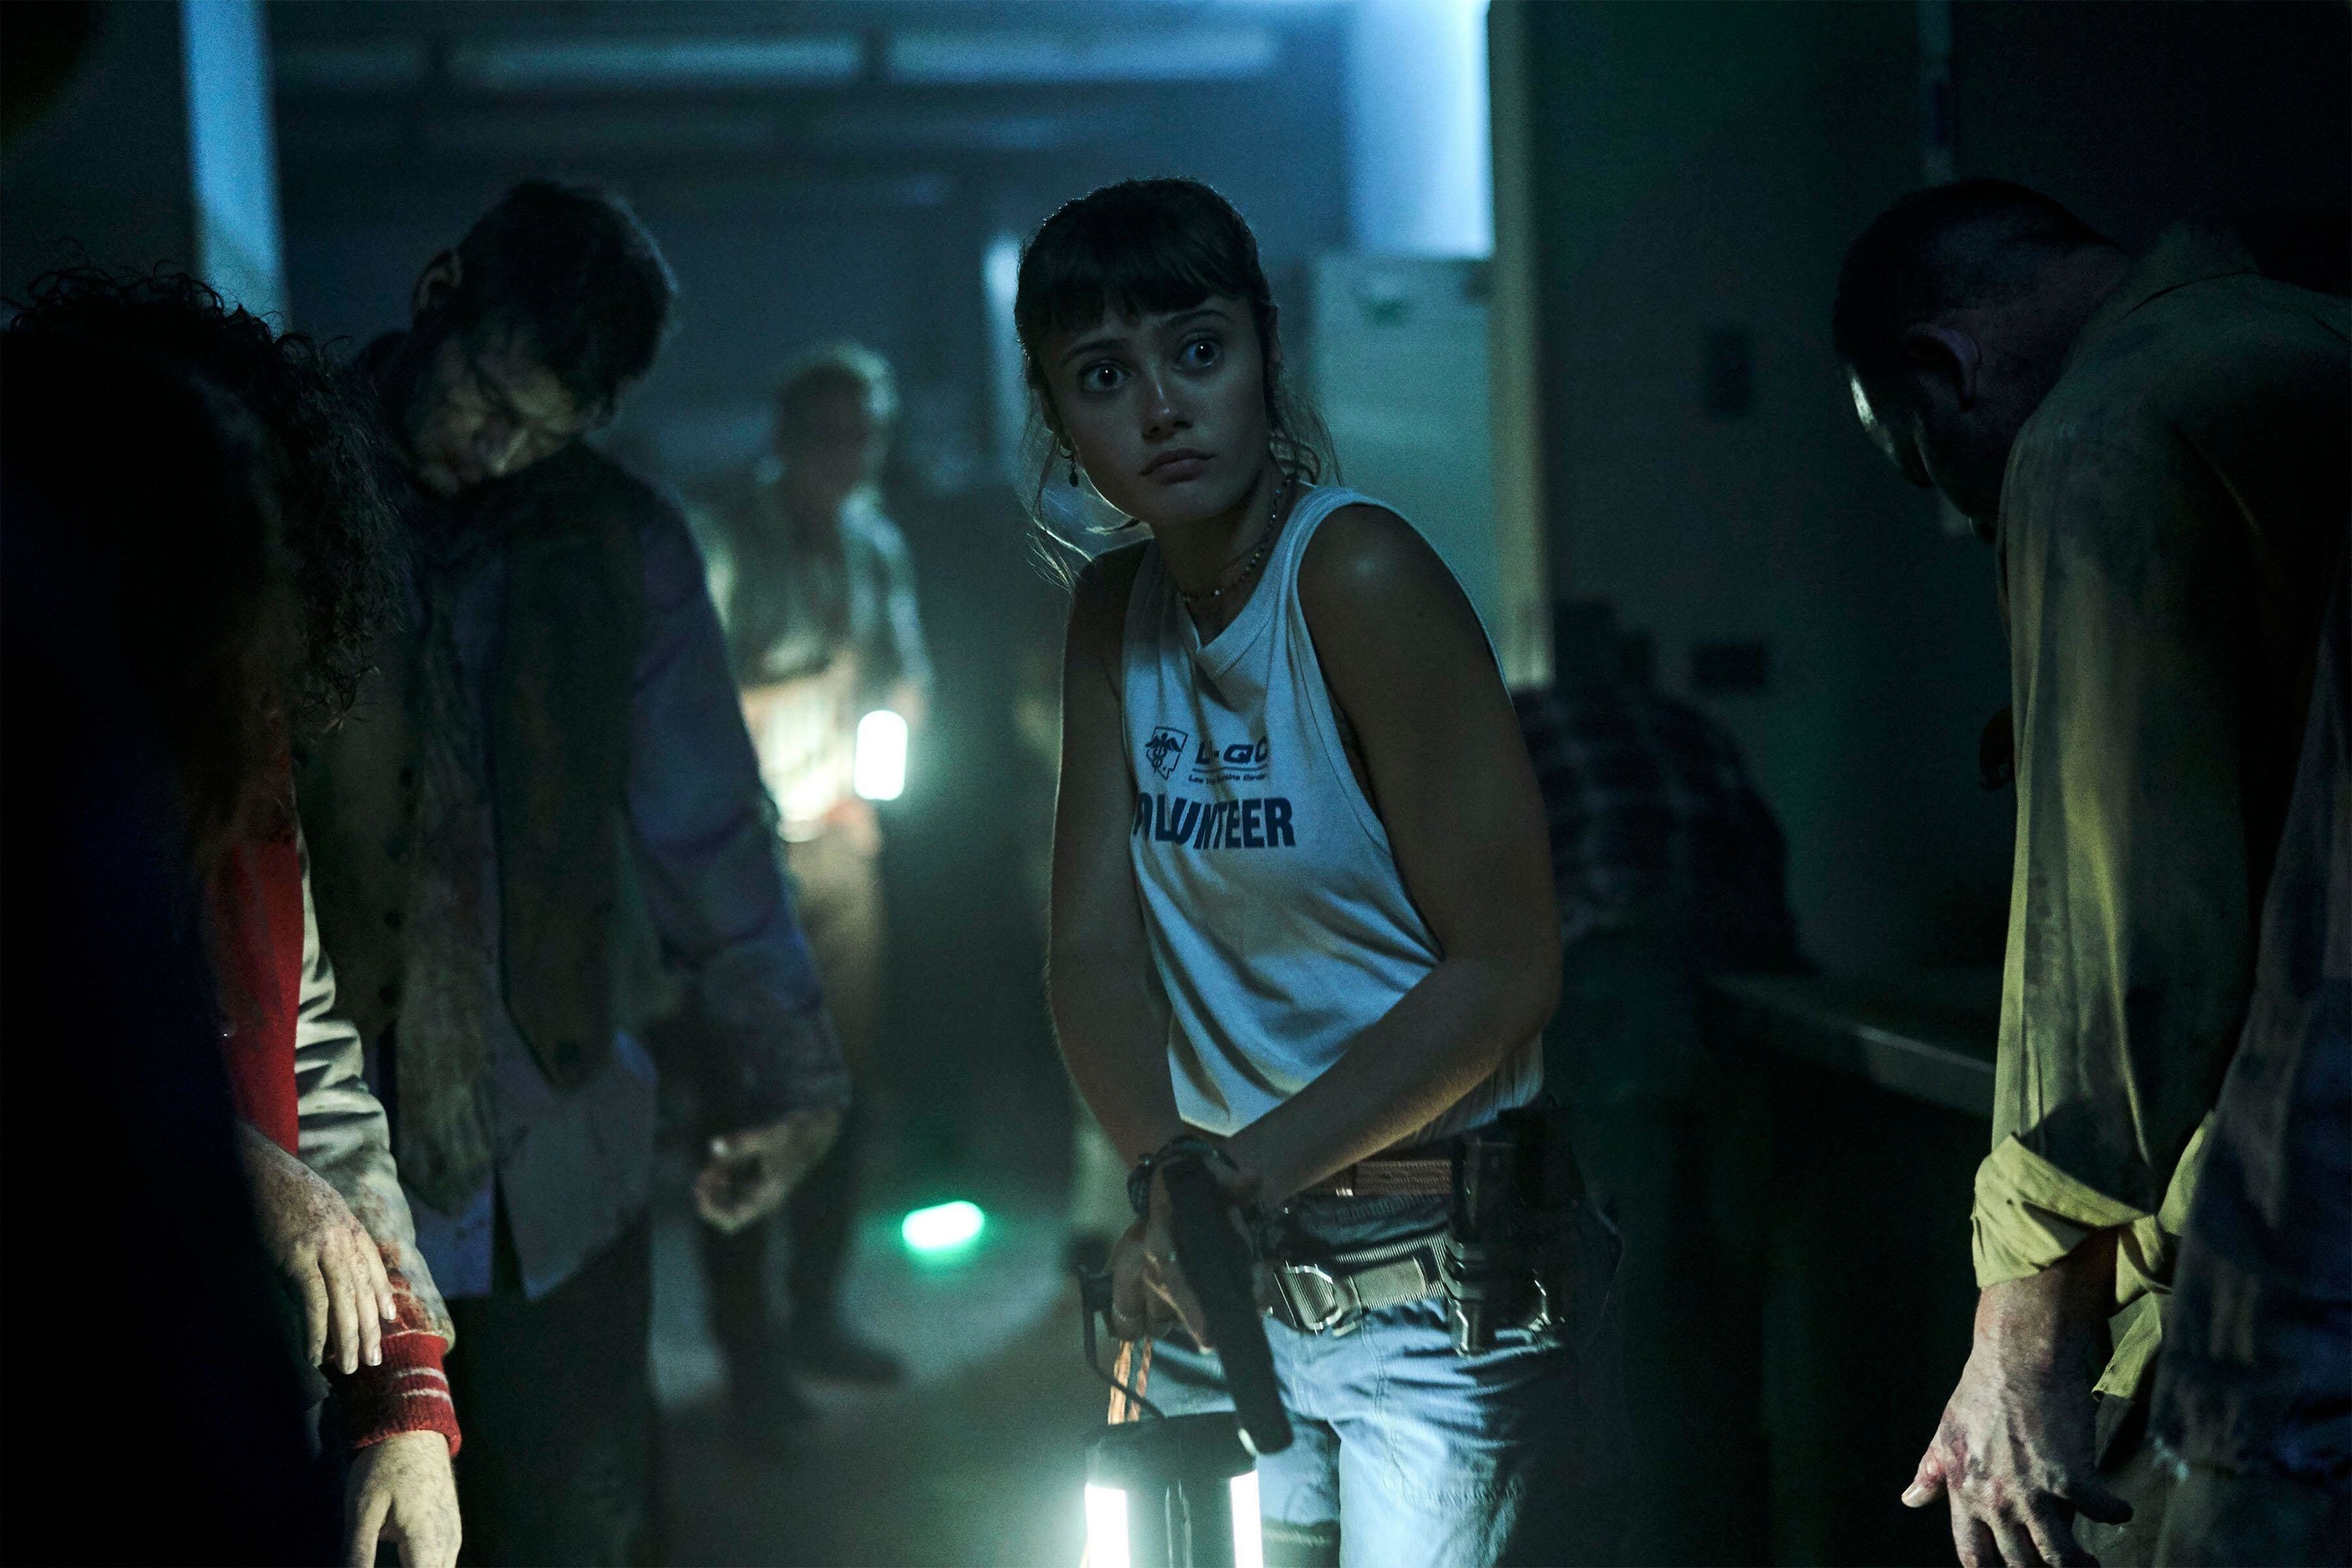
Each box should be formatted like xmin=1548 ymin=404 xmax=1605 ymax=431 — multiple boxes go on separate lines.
xmin=5 ymin=271 xmax=465 ymax=1567
xmin=688 ymin=343 xmax=932 ymax=1435
xmin=1517 ymin=598 xmax=1806 ymax=1567
xmin=1837 ymin=179 xmax=2349 ymax=1567
xmin=299 ymin=181 xmax=847 ymax=1563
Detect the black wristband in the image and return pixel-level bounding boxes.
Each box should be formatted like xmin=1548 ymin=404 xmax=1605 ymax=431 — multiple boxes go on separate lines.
xmin=1127 ymin=1134 xmax=1229 ymax=1218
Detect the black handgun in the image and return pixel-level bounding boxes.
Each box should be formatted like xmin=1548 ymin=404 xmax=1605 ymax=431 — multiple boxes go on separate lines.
xmin=1160 ymin=1149 xmax=1292 ymax=1457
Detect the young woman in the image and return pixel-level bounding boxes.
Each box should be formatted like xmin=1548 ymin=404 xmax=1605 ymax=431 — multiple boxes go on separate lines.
xmin=1029 ymin=180 xmax=1624 ymax=1567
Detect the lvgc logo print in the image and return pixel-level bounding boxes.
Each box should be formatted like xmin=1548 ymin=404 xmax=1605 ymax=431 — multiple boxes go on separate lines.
xmin=1144 ymin=726 xmax=1189 ymax=781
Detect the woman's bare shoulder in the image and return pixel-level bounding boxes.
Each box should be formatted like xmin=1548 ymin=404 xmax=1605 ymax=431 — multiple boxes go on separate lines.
xmin=1298 ymin=502 xmax=1461 ymax=622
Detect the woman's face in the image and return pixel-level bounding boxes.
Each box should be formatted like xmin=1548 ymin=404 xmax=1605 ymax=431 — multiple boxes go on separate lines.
xmin=1039 ymin=296 xmax=1272 ymax=530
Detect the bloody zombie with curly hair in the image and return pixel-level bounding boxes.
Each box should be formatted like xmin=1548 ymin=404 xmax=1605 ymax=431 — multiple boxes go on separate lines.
xmin=6 ymin=267 xmax=405 ymax=748
xmin=1 ymin=270 xmax=466 ymax=1567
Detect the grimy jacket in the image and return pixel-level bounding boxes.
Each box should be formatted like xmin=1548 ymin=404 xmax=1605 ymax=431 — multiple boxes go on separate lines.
xmin=299 ymin=407 xmax=844 ymax=1301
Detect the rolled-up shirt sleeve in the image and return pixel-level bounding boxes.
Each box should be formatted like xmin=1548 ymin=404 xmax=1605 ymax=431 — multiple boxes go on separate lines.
xmin=626 ymin=506 xmax=850 ymax=1124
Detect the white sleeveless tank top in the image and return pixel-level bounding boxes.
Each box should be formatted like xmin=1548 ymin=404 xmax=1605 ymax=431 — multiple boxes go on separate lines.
xmin=1120 ymin=484 xmax=1542 ymax=1142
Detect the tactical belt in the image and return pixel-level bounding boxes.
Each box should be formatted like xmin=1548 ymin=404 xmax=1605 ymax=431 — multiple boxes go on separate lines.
xmin=1298 ymin=1153 xmax=1453 ymax=1199
xmin=1269 ymin=1120 xmax=1575 ymax=1341
xmin=1265 ymin=1232 xmax=1446 ymax=1335
xmin=1272 ymin=1149 xmax=1455 ymax=1334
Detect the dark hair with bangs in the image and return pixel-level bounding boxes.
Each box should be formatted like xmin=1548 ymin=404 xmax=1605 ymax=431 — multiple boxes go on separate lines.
xmin=1013 ymin=178 xmax=1333 ymax=537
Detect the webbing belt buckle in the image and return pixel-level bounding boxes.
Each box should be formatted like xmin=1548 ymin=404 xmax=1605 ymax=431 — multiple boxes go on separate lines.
xmin=1270 ymin=1262 xmax=1354 ymax=1334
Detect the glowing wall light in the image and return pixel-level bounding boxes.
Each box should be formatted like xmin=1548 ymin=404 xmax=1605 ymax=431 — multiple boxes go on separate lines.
xmin=1345 ymin=0 xmax=1494 ymax=258
xmin=447 ymin=34 xmax=864 ymax=93
xmin=900 ymin=1200 xmax=985 ymax=1255
xmin=854 ymin=709 xmax=909 ymax=801
xmin=886 ymin=26 xmax=1278 ymax=85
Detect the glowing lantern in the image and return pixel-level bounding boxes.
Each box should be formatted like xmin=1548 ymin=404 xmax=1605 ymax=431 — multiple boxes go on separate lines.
xmin=1083 ymin=1413 xmax=1262 ymax=1568
xmin=1078 ymin=1147 xmax=1285 ymax=1567
xmin=854 ymin=709 xmax=908 ymax=801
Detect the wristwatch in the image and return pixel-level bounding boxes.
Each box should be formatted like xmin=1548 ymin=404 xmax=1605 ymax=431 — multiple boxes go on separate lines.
xmin=1126 ymin=1132 xmax=1233 ymax=1218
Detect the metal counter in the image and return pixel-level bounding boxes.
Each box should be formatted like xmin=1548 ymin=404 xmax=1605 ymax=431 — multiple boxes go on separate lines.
xmin=1707 ymin=968 xmax=1999 ymax=1117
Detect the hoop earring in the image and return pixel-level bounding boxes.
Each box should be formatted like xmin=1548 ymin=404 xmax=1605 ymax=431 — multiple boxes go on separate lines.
xmin=1066 ymin=451 xmax=1080 ymax=488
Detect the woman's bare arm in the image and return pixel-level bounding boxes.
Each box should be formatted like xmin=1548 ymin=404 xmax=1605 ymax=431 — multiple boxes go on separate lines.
xmin=1223 ymin=505 xmax=1560 ymax=1203
xmin=1047 ymin=546 xmax=1187 ymax=1165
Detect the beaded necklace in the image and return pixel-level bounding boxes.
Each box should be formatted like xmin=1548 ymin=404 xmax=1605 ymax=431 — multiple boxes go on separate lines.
xmin=1177 ymin=474 xmax=1291 ymax=610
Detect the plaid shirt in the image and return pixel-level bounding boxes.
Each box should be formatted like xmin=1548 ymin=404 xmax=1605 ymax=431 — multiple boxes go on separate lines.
xmin=1512 ymin=683 xmax=1802 ymax=973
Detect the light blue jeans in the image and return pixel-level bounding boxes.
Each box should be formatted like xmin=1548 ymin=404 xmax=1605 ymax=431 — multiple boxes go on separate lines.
xmin=1145 ymin=1194 xmax=1628 ymax=1568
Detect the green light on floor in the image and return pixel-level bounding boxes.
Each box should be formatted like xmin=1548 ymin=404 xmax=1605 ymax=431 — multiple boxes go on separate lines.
xmin=900 ymin=1200 xmax=985 ymax=1255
